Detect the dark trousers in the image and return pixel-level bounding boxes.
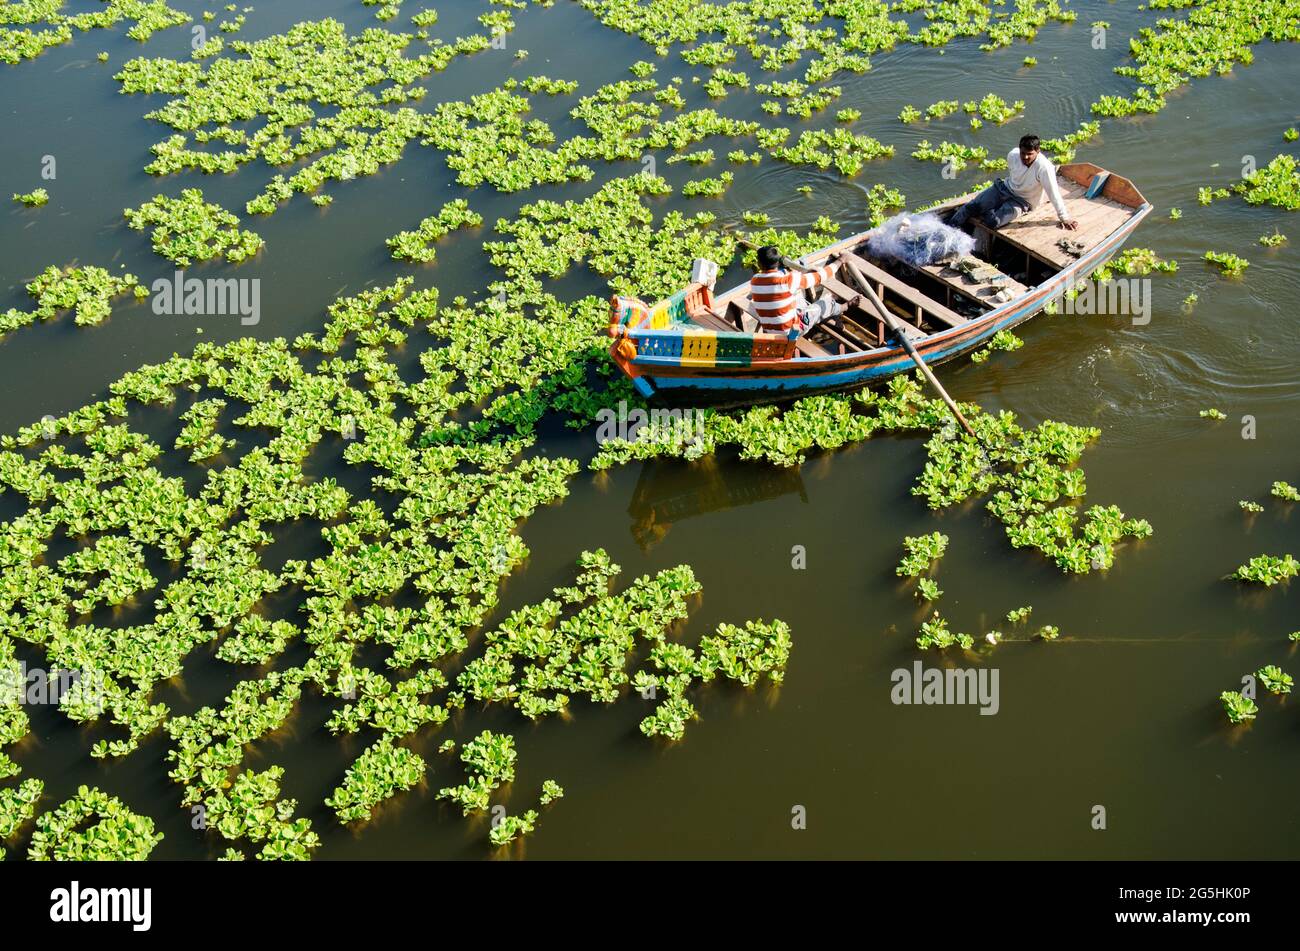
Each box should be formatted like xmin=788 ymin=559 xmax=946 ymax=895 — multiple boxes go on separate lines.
xmin=949 ymin=179 xmax=1031 ymax=231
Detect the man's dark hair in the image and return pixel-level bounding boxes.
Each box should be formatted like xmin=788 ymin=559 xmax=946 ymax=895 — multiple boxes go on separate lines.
xmin=756 ymin=245 xmax=782 ymax=270
xmin=1019 ymin=134 xmax=1041 ymax=152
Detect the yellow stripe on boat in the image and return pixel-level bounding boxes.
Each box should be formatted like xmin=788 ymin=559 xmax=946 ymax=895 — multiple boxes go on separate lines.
xmin=649 ymin=300 xmax=672 ymax=329
xmin=679 ymin=331 xmax=717 ymax=367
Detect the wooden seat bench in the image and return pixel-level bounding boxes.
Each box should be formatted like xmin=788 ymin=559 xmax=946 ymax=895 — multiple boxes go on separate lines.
xmin=838 ymin=253 xmax=967 ymax=330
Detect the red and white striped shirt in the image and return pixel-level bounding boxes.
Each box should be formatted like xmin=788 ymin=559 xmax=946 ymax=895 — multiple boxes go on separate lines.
xmin=749 ymin=264 xmax=835 ymax=334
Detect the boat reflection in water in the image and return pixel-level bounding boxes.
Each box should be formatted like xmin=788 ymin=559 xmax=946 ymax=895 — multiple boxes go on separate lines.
xmin=628 ymin=457 xmax=807 ymax=550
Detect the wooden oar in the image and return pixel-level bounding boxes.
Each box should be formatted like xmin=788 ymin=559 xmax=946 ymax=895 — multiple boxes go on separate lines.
xmin=840 ymin=255 xmax=980 ymax=441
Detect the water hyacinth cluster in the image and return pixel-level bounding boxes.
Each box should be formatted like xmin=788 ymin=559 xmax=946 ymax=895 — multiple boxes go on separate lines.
xmin=0 ymin=0 xmax=189 ymax=65
xmin=437 ymin=731 xmax=517 ymax=816
xmin=970 ymin=329 xmax=1023 ymax=363
xmin=387 ymin=199 xmax=483 ymax=263
xmin=11 ymin=188 xmax=48 ymax=206
xmin=0 ymin=264 xmax=145 ymax=337
xmin=897 ymin=532 xmax=949 ymax=578
xmin=325 ymin=735 xmax=426 ymax=824
xmin=0 ymin=252 xmax=805 ymax=853
xmin=115 ymin=18 xmax=503 ymax=206
xmin=456 ymin=549 xmax=790 ymax=740
xmin=27 ymin=785 xmax=162 ymax=861
xmin=1233 ymin=554 xmax=1298 ymax=586
xmin=123 ymin=189 xmax=263 ymax=266
xmin=577 ymin=0 xmax=1070 ymax=66
xmin=1092 ymin=247 xmax=1177 ymax=281
xmin=1203 ymin=250 xmax=1249 ymax=277
xmin=1232 ymin=154 xmax=1300 ymax=211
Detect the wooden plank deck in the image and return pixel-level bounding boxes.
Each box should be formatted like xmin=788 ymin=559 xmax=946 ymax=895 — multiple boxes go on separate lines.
xmin=916 ymin=258 xmax=1029 ymax=310
xmin=978 ymin=177 xmax=1136 ymax=269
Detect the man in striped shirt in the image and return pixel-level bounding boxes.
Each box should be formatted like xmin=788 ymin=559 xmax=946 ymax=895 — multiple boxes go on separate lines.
xmin=749 ymin=245 xmax=856 ymax=339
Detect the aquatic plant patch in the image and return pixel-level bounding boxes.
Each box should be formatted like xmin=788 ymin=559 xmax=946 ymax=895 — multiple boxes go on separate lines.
xmin=11 ymin=188 xmax=48 ymax=206
xmin=1220 ymin=690 xmax=1257 ymax=724
xmin=1232 ymin=154 xmax=1300 ymax=211
xmin=0 ymin=0 xmax=189 ymax=65
xmin=1203 ymin=251 xmax=1249 ymax=277
xmin=1272 ymin=482 xmax=1299 ymax=502
xmin=897 ymin=532 xmax=949 ymax=578
xmin=387 ymin=199 xmax=483 ymax=263
xmin=325 ymin=735 xmax=426 ymax=824
xmin=0 ymin=265 xmax=144 ymax=338
xmin=116 ymin=18 xmax=505 ymax=208
xmin=124 ymin=189 xmax=263 ymax=266
xmin=1232 ymin=554 xmax=1298 ymax=586
xmin=27 ymin=785 xmax=162 ymax=860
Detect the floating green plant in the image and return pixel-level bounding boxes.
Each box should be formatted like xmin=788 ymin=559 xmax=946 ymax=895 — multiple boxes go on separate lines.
xmin=1232 ymin=154 xmax=1300 ymax=210
xmin=912 ymin=139 xmax=1002 ymax=173
xmin=28 ymin=786 xmax=163 ymax=860
xmin=1220 ymin=690 xmax=1257 ymax=725
xmin=897 ymin=532 xmax=949 ymax=577
xmin=1204 ymin=250 xmax=1249 ymax=277
xmin=1256 ymin=665 xmax=1293 ymax=695
xmin=771 ymin=128 xmax=893 ymax=176
xmin=1258 ymin=230 xmax=1287 ymax=247
xmin=1233 ymin=554 xmax=1299 ymax=586
xmin=0 ymin=0 xmax=189 ymax=65
xmin=1006 ymin=606 xmax=1033 ymax=624
xmin=963 ymin=93 xmax=1024 ymax=124
xmin=1199 ymin=408 xmax=1227 ymax=420
xmin=916 ymin=613 xmax=972 ymax=651
xmin=0 ymin=264 xmax=143 ymax=337
xmin=387 ymin=199 xmax=482 ymax=263
xmin=970 ymin=329 xmax=1023 ymax=363
xmin=11 ymin=188 xmax=48 ymax=206
xmin=1273 ymin=481 xmax=1299 ymax=501
xmin=489 ymin=809 xmax=538 ymax=846
xmin=325 ymin=735 xmax=426 ymax=824
xmin=1094 ymin=247 xmax=1177 ymax=279
xmin=124 ymin=189 xmax=263 ymax=266
xmin=924 ymin=99 xmax=960 ymax=120
xmin=437 ymin=730 xmax=516 ymax=816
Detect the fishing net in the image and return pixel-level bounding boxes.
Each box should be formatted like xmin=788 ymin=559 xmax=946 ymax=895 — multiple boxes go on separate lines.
xmin=866 ymin=212 xmax=974 ymax=267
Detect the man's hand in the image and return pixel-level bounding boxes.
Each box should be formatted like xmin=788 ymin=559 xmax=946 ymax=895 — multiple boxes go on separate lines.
xmin=1060 ymin=218 xmax=1079 ymax=231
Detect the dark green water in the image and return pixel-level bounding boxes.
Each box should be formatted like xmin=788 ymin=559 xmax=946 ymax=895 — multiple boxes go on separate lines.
xmin=2 ymin=1 xmax=1298 ymax=859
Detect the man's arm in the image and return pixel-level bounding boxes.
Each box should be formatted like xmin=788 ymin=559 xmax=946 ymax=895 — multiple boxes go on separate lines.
xmin=791 ymin=260 xmax=838 ymax=292
xmin=1040 ymin=161 xmax=1078 ymax=229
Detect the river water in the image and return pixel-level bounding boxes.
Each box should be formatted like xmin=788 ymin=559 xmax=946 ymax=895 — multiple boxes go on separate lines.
xmin=1 ymin=1 xmax=1297 ymax=859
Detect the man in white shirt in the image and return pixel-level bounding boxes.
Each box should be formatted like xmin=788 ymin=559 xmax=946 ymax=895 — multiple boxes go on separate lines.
xmin=949 ymin=135 xmax=1079 ymax=232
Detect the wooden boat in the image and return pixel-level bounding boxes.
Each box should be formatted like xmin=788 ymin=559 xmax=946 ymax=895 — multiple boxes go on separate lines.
xmin=608 ymin=163 xmax=1151 ymax=403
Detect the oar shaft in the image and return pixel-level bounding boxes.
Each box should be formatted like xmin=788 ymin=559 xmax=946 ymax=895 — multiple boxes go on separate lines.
xmin=842 ymin=258 xmax=979 ymax=440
